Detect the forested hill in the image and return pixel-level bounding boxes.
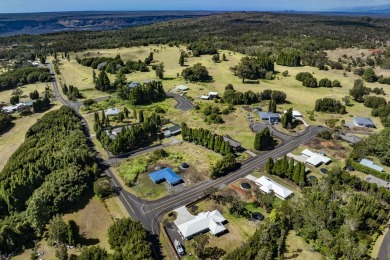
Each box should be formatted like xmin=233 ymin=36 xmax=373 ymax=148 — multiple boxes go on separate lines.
xmin=1 ymin=12 xmax=390 ymax=60
xmin=0 ymin=11 xmax=214 ymax=36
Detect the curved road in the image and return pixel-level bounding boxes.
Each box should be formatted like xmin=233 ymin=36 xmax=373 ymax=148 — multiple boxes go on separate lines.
xmin=167 ymin=92 xmax=194 ymax=111
xmin=378 ymin=229 xmax=390 ymax=260
xmin=48 ymin=63 xmax=336 ymax=257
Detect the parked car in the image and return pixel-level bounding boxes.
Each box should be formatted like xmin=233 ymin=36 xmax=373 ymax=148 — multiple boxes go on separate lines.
xmin=174 ymin=239 xmax=184 ymax=256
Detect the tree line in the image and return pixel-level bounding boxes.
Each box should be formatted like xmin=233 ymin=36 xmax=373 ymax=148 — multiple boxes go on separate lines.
xmin=315 ymin=98 xmax=346 ymax=114
xmin=94 ymin=111 xmax=161 ymax=155
xmin=276 ymin=50 xmax=301 ymax=67
xmin=266 ymin=156 xmax=307 ymax=187
xmin=0 ymin=107 xmax=99 ymax=255
xmin=254 ymin=127 xmax=274 ymax=151
xmin=296 ymin=72 xmax=341 ymax=88
xmin=223 ymin=84 xmax=287 ymax=105
xmin=230 ymin=55 xmax=274 ymax=82
xmin=181 ymin=123 xmax=234 ymax=156
xmin=0 ymin=67 xmax=52 ymax=91
xmin=62 ymin=84 xmax=82 ymax=101
xmin=117 ymin=80 xmax=166 ymax=105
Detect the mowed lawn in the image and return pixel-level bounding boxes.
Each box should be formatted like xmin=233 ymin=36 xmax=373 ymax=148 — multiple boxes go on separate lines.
xmin=0 ymin=82 xmax=51 ymax=104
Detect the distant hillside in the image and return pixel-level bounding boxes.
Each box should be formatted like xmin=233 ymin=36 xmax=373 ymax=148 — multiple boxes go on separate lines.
xmin=0 ymin=11 xmax=215 ymax=36
xmin=332 ymin=4 xmax=390 ymax=15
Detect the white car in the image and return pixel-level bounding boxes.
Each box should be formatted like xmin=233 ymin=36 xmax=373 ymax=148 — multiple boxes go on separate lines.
xmin=37 ymin=252 xmax=44 ymax=256
xmin=174 ymin=239 xmax=184 ymax=256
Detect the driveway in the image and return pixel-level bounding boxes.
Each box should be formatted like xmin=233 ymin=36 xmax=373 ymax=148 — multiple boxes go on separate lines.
xmin=167 ymin=93 xmax=194 ymax=111
xmin=174 ymin=206 xmax=195 ymax=226
xmin=251 ymin=122 xmax=294 ymax=142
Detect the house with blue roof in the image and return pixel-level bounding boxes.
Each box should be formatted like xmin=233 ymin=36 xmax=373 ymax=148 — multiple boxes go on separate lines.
xmin=149 ymin=168 xmax=182 ymax=186
xmin=360 ymin=158 xmax=384 ymax=172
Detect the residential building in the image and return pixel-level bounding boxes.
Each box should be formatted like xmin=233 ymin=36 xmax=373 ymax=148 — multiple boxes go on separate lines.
xmin=208 ymin=92 xmax=219 ymax=98
xmin=105 ymin=108 xmax=120 ymax=116
xmin=223 ymin=135 xmax=242 ymax=151
xmin=162 ymin=125 xmax=181 ymax=138
xmin=337 ymin=132 xmax=363 ymax=145
xmin=365 ymin=175 xmax=390 ymax=189
xmin=301 ymin=149 xmax=331 ymax=167
xmin=258 ymin=111 xmax=280 ymax=124
xmin=175 ymin=210 xmax=227 ymax=239
xmin=360 ymin=158 xmax=384 ymax=172
xmin=174 ymin=85 xmax=189 ymax=92
xmin=283 ymin=110 xmax=302 ymax=118
xmin=149 ymin=168 xmax=182 ymax=186
xmin=201 ymin=95 xmax=210 ymax=100
xmin=255 ymin=176 xmax=293 ymax=200
xmin=353 ymin=117 xmax=376 ymax=128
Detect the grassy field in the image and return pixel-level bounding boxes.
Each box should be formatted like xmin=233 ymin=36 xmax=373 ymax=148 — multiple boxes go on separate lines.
xmin=0 ymin=102 xmax=61 ymax=171
xmin=284 ymin=230 xmax=324 ymax=260
xmin=13 ymin=196 xmax=128 ymax=259
xmin=0 ymin=82 xmax=51 ymax=105
xmin=60 ymin=45 xmax=390 ymax=157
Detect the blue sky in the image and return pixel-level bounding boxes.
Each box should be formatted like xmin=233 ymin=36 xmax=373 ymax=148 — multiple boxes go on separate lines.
xmin=0 ymin=0 xmax=388 ymax=13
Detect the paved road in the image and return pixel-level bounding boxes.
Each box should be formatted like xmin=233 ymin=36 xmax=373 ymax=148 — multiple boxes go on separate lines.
xmin=167 ymin=92 xmax=194 ymax=111
xmin=48 ymin=63 xmax=325 ymax=256
xmin=104 ymin=125 xmax=324 ymax=235
xmin=378 ymin=229 xmax=390 ymax=260
xmin=251 ymin=122 xmax=296 ymax=142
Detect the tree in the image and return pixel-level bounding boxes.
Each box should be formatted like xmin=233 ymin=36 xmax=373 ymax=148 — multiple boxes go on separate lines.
xmin=191 ymin=234 xmax=210 ymax=258
xmin=332 ymin=80 xmax=341 ymax=88
xmin=266 ymin=158 xmax=274 ymax=174
xmin=212 ymin=53 xmax=220 ymax=63
xmin=78 ymin=246 xmax=108 ymax=260
xmin=179 ymin=53 xmax=185 ymax=66
xmin=282 ymin=70 xmax=289 ymax=77
xmin=222 ymin=53 xmax=227 ymax=61
xmin=55 ymin=245 xmax=68 ymax=260
xmin=362 ymin=68 xmax=377 ymax=82
xmin=182 ymin=63 xmax=210 ymax=82
xmin=47 ymin=215 xmax=68 ymax=246
xmin=203 ymin=247 xmax=226 ymax=260
xmin=92 ymin=70 xmax=96 ymax=83
xmin=67 ymin=220 xmax=80 ymax=246
xmin=350 ymin=79 xmax=369 ymax=102
xmin=155 ymin=62 xmax=164 ymax=79
xmin=94 ymin=178 xmax=113 ymax=199
xmin=342 ymin=96 xmax=351 ymax=106
xmin=83 ymin=99 xmax=95 ymax=109
xmin=29 ymin=90 xmax=40 ymax=100
xmin=268 ymin=99 xmax=277 ymax=113
xmin=95 ymin=70 xmax=111 ymax=91
xmin=10 ymin=95 xmax=19 ymax=105
xmin=254 ymin=128 xmax=273 ymax=151
xmin=139 ymin=110 xmax=144 ymax=123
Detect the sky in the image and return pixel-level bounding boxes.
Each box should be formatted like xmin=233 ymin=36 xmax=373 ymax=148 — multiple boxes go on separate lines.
xmin=0 ymin=0 xmax=389 ymax=13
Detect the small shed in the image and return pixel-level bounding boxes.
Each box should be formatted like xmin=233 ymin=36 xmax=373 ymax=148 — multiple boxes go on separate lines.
xmin=175 ymin=85 xmax=189 ymax=92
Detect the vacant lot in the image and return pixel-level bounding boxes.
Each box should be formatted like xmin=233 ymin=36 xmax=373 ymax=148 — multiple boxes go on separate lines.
xmin=284 ymin=230 xmax=323 ymax=260
xmin=0 ymin=102 xmax=61 ymax=171
xmin=0 ymin=82 xmax=51 ymax=105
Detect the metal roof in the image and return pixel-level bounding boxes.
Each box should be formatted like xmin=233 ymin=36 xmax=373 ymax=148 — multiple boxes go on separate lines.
xmin=365 ymin=174 xmax=390 ymax=189
xmin=301 ymin=149 xmax=331 ymax=167
xmin=105 ymin=108 xmax=120 ymax=116
xmin=353 ymin=117 xmax=375 ymax=126
xmin=259 ymin=111 xmax=280 ymax=120
xmin=360 ymin=158 xmax=384 ymax=172
xmin=148 ymin=168 xmax=182 ymax=185
xmin=176 ymin=210 xmax=227 ymax=239
xmin=255 ymin=176 xmax=293 ymax=200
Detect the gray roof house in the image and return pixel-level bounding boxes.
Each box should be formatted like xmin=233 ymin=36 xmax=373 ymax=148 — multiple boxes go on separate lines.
xmin=223 ymin=135 xmax=242 ymax=150
xmin=353 ymin=117 xmax=376 ymax=128
xmin=338 ymin=132 xmax=363 ymax=145
xmin=360 ymin=158 xmax=384 ymax=172
xmin=163 ymin=125 xmax=182 ymax=138
xmin=365 ymin=175 xmax=390 ymax=189
xmin=259 ymin=112 xmax=280 ymax=123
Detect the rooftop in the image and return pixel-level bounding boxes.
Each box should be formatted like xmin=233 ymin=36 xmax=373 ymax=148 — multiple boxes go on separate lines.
xmin=365 ymin=175 xmax=390 ymax=189
xmin=128 ymin=82 xmax=141 ymax=88
xmin=339 ymin=132 xmax=363 ymax=144
xmin=353 ymin=117 xmax=375 ymax=126
xmin=105 ymin=108 xmax=120 ymax=116
xmin=259 ymin=111 xmax=280 ymax=119
xmin=223 ymin=135 xmax=241 ymax=148
xmin=148 ymin=168 xmax=182 ymax=185
xmin=302 ymin=149 xmax=331 ymax=167
xmin=175 ymin=210 xmax=227 ymax=239
xmin=255 ymin=176 xmax=293 ymax=200
xmin=360 ymin=158 xmax=384 ymax=172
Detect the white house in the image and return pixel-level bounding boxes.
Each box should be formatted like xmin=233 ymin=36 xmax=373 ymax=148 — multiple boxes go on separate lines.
xmin=301 ymin=149 xmax=331 ymax=167
xmin=283 ymin=110 xmax=302 ymax=118
xmin=175 ymin=210 xmax=227 ymax=239
xmin=208 ymin=92 xmax=219 ymax=98
xmin=174 ymin=85 xmax=189 ymax=92
xmin=201 ymin=95 xmax=210 ymax=100
xmin=255 ymin=176 xmax=293 ymax=200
